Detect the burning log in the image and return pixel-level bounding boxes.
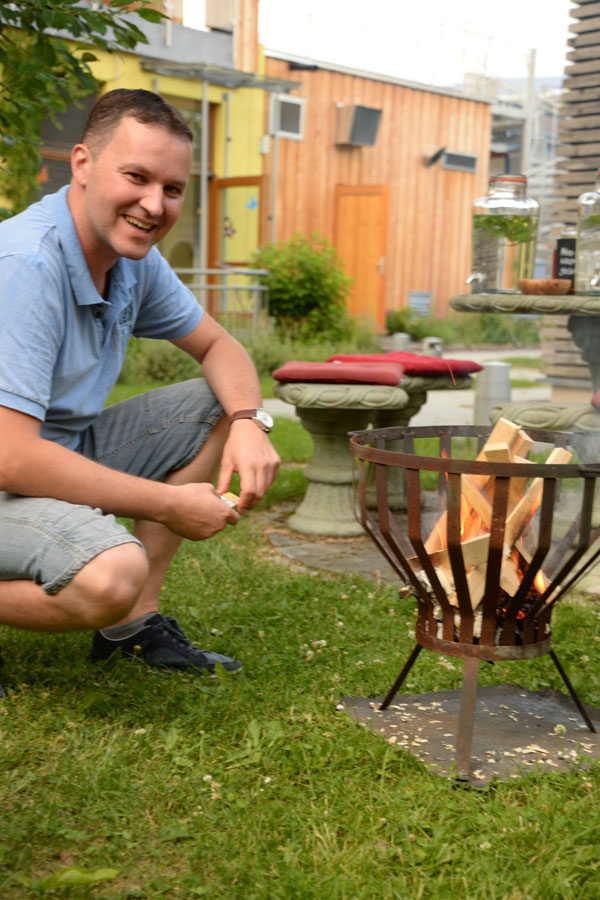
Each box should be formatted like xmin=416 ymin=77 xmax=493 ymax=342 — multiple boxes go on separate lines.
xmin=503 ymin=446 xmax=573 ymax=548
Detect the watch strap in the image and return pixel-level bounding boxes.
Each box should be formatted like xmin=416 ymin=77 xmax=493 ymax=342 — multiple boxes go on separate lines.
xmin=229 ymin=409 xmax=259 ymax=424
xmin=229 ymin=408 xmax=272 ymax=432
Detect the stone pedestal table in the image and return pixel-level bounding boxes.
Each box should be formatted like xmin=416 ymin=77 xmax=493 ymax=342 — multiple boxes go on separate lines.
xmin=274 ymin=381 xmax=409 ymax=536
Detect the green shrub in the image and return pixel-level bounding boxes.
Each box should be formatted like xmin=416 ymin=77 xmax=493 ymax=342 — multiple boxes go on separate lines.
xmin=385 ymin=308 xmax=540 ymax=347
xmin=385 ymin=308 xmax=413 ymax=335
xmin=245 ymin=331 xmax=380 ymax=379
xmin=251 ymin=232 xmax=354 ymax=341
xmin=118 ymin=338 xmax=201 ymax=385
xmin=463 ymin=312 xmax=540 ymax=346
xmin=119 ymin=327 xmax=381 ymax=389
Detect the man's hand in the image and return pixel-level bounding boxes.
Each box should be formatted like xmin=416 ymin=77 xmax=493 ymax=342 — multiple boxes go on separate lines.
xmin=171 ymin=318 xmax=280 ymax=511
xmin=217 ymin=419 xmax=280 ymax=512
xmin=161 ymin=482 xmax=239 ymax=540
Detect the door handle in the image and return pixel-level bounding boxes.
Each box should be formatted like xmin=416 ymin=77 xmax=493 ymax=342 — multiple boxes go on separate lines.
xmin=377 ymin=257 xmax=385 ymax=275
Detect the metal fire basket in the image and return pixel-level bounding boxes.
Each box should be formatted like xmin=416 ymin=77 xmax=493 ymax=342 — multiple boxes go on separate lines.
xmin=350 ymin=424 xmax=600 ymax=780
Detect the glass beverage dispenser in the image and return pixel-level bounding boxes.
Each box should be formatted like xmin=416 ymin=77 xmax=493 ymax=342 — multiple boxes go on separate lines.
xmin=467 ymin=174 xmax=539 ymax=293
xmin=575 ymin=171 xmax=600 ymax=294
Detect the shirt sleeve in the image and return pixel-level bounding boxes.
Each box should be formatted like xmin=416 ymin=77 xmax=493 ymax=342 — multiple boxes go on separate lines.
xmin=131 ymin=249 xmax=203 ymax=340
xmin=0 ymin=253 xmax=63 ymax=421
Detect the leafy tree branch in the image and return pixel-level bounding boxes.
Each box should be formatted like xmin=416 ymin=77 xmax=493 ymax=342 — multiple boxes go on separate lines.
xmin=0 ymin=0 xmax=165 ymax=218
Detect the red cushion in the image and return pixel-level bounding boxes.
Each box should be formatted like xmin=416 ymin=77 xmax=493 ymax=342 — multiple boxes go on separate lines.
xmin=272 ymin=360 xmax=404 ymax=385
xmin=327 ymin=352 xmax=483 ymax=377
xmin=591 ymin=390 xmax=600 ymax=409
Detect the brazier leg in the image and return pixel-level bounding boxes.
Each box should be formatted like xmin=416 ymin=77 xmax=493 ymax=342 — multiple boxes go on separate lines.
xmin=288 ymin=407 xmax=372 ymax=537
xmin=379 ymin=643 xmax=423 ymax=710
xmin=550 ymin=649 xmax=597 ymax=733
xmin=455 ymin=657 xmax=480 ymax=781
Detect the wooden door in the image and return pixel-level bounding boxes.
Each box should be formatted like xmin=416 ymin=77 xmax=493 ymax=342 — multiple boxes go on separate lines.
xmin=334 ymin=185 xmax=389 ymax=331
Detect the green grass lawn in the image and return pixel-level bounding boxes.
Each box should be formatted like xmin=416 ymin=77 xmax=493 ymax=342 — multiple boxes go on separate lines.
xmin=108 ymin=377 xmax=277 ymax=405
xmin=499 ymin=356 xmax=542 ymax=369
xmin=2 ymin=400 xmax=600 ymax=898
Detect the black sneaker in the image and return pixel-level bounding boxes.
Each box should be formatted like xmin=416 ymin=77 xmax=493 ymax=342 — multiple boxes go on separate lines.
xmin=90 ymin=614 xmax=242 ymax=674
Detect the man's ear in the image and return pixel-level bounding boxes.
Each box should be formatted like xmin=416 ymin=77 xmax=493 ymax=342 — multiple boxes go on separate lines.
xmin=71 ymin=143 xmax=92 ymax=187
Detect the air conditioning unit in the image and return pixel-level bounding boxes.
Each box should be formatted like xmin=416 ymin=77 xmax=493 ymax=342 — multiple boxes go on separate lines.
xmin=441 ymin=150 xmax=478 ymax=174
xmin=269 ymin=94 xmax=305 ymax=140
xmin=335 ymin=104 xmax=382 ymax=147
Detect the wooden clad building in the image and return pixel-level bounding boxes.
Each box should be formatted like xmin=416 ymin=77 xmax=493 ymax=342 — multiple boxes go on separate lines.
xmin=263 ymin=54 xmax=492 ymax=329
xmin=544 ymin=0 xmax=600 ymax=397
xmin=554 ymin=0 xmax=600 ymax=225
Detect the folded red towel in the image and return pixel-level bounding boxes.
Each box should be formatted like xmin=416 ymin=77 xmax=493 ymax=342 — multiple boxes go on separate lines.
xmin=327 ymin=352 xmax=483 ymax=377
xmin=272 ymin=360 xmax=404 ymax=385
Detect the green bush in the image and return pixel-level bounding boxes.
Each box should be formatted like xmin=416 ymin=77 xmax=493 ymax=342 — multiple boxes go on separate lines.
xmin=244 ymin=330 xmax=380 ymax=379
xmin=385 ymin=309 xmax=540 ymax=348
xmin=385 ymin=308 xmax=414 ymax=336
xmin=385 ymin=308 xmax=458 ymax=343
xmin=118 ymin=338 xmax=201 ymax=385
xmin=463 ymin=312 xmax=540 ymax=346
xmin=119 ymin=327 xmax=381 ymax=388
xmin=251 ymin=232 xmax=354 ymax=341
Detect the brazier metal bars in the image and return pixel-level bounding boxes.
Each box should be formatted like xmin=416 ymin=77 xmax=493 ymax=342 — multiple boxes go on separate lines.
xmin=350 ymin=424 xmax=600 ymax=780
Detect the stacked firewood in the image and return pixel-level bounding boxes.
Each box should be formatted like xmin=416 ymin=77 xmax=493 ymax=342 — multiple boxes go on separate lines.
xmin=413 ymin=418 xmax=572 ymax=612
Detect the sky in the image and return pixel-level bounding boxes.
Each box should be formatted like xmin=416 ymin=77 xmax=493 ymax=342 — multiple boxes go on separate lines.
xmin=183 ymin=0 xmax=573 ymax=88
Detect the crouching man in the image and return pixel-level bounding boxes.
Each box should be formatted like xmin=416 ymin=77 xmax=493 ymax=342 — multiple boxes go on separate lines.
xmin=0 ymin=89 xmax=280 ymax=695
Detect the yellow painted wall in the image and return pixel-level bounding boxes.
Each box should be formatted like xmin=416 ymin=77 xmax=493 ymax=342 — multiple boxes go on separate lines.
xmin=218 ymin=88 xmax=264 ymax=177
xmin=88 ymin=50 xmax=264 ymax=179
xmin=78 ymin=45 xmax=266 ymax=270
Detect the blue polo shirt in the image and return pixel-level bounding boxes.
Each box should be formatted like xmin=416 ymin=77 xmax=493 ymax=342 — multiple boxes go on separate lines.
xmin=0 ymin=186 xmax=203 ymax=450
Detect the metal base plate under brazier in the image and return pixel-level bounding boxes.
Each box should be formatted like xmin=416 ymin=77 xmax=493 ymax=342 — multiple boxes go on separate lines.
xmin=338 ymin=685 xmax=600 ymax=786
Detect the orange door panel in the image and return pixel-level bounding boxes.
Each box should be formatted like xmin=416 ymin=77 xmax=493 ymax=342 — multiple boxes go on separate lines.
xmin=334 ymin=185 xmax=389 ymax=331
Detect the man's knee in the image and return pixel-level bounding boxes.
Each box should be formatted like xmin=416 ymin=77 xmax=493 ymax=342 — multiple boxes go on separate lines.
xmin=61 ymin=542 xmax=149 ymax=629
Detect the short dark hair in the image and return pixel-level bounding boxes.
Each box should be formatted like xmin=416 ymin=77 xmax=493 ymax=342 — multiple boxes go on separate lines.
xmin=81 ymin=89 xmax=193 ymax=154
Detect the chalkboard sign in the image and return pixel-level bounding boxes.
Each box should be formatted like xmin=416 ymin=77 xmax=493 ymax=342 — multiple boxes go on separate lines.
xmin=555 ymin=237 xmax=576 ymax=289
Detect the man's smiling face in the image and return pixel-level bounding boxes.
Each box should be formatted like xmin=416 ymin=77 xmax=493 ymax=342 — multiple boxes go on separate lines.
xmin=70 ymin=115 xmax=192 ymax=279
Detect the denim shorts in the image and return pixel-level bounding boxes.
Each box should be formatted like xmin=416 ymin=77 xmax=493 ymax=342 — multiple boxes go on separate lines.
xmin=0 ymin=379 xmax=223 ymax=594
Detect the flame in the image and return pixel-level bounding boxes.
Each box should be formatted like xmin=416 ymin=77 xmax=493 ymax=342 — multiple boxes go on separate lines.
xmin=534 ymin=570 xmax=546 ymax=593
xmin=460 ymin=496 xmax=487 ymax=542
xmin=460 ymin=495 xmax=469 ymax=537
xmin=434 ymin=521 xmax=445 ymax=548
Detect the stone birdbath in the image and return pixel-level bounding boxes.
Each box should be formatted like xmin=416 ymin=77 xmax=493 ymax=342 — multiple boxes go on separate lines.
xmin=451 ymin=291 xmax=600 ymax=429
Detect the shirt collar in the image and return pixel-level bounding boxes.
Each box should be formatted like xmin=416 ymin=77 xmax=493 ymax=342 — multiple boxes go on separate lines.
xmin=45 ymin=185 xmax=136 ymax=306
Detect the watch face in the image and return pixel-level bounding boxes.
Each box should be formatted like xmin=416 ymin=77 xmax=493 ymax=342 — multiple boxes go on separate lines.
xmin=256 ymin=409 xmax=274 ymax=430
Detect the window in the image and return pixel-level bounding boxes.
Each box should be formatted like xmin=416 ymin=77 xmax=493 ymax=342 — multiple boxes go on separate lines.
xmin=269 ymin=94 xmax=305 ymax=140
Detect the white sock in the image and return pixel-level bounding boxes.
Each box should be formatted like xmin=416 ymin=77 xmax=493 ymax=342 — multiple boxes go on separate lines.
xmin=99 ymin=612 xmax=158 ymax=641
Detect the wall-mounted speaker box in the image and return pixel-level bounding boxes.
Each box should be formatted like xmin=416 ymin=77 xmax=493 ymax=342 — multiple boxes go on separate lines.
xmin=441 ymin=150 xmax=478 ymax=173
xmin=335 ymin=104 xmax=382 ymax=147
